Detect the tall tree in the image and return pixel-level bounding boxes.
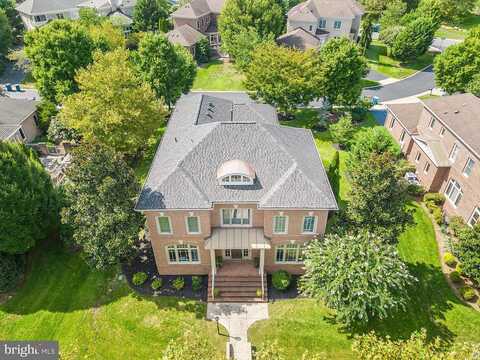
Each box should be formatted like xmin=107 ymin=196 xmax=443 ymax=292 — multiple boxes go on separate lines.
xmin=379 ymin=0 xmax=407 ymax=31
xmin=359 ymin=15 xmax=374 ymax=54
xmin=300 ymin=231 xmax=415 ymax=326
xmin=244 ymin=43 xmax=318 ymax=114
xmin=0 ymin=142 xmax=57 ymax=254
xmin=135 ymin=33 xmax=196 ymax=108
xmin=314 ymin=37 xmax=368 ymax=107
xmin=60 ymin=48 xmax=166 ymax=155
xmin=133 ymin=0 xmax=171 ymax=32
xmin=349 ymin=126 xmax=401 ymax=162
xmin=218 ymin=0 xmax=284 ymax=56
xmin=224 ymin=26 xmax=268 ymax=70
xmin=0 ymin=0 xmax=22 ymax=37
xmin=61 ymin=142 xmax=143 ymax=269
xmin=434 ymin=27 xmax=480 ymax=94
xmin=0 ymin=9 xmax=12 ymax=57
xmin=24 ymin=20 xmax=95 ymax=103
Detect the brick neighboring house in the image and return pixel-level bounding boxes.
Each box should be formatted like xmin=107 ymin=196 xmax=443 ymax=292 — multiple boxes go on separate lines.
xmin=0 ymin=98 xmax=40 ymax=143
xmin=167 ymin=0 xmax=224 ymax=55
xmin=135 ymin=92 xmax=337 ymax=301
xmin=277 ymin=0 xmax=363 ymax=50
xmin=385 ymin=93 xmax=480 ymax=227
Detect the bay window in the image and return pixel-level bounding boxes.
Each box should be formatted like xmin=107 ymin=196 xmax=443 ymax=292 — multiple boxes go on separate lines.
xmin=166 ymin=244 xmax=200 ymax=264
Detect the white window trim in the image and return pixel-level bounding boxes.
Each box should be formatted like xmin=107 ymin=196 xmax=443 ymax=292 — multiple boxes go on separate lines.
xmin=445 ymin=179 xmax=463 ymax=208
xmin=428 ymin=117 xmax=435 ymax=129
xmin=399 ymin=130 xmax=406 ymax=145
xmin=415 ymin=152 xmax=421 ymax=163
xmin=275 ymin=244 xmax=303 ymax=264
xmin=468 ymin=207 xmax=480 ymax=227
xmin=301 ymin=216 xmax=318 ymax=234
xmin=318 ymin=18 xmax=326 ymax=29
xmin=156 ymin=216 xmax=172 ymax=235
xmin=449 ymin=143 xmax=459 ymax=162
xmin=334 ymin=20 xmax=342 ymax=29
xmin=185 ymin=215 xmax=201 ymax=234
xmin=390 ymin=118 xmax=396 ymax=128
xmin=440 ymin=127 xmax=446 ymax=137
xmin=220 ymin=208 xmax=252 ymax=227
xmin=423 ymin=162 xmax=430 ymax=174
xmin=219 ymin=174 xmax=254 ymax=186
xmin=462 ymin=158 xmax=475 ymax=177
xmin=165 ymin=244 xmax=201 ymax=264
xmin=272 ymin=215 xmax=289 ymax=234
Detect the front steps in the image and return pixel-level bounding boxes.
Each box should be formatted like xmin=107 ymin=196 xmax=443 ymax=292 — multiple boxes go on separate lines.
xmin=207 ymin=274 xmax=268 ymax=302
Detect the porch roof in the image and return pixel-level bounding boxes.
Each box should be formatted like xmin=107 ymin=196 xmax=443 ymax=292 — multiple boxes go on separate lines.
xmin=205 ymin=227 xmax=271 ymax=250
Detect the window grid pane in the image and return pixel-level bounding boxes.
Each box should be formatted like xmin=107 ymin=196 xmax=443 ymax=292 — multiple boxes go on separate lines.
xmin=274 ymin=216 xmax=286 ymax=233
xmin=187 ymin=216 xmax=199 ymax=233
xmin=276 ymin=247 xmax=284 ymax=262
xmin=303 ymin=216 xmax=315 ymax=233
xmin=158 ymin=217 xmax=171 ymax=233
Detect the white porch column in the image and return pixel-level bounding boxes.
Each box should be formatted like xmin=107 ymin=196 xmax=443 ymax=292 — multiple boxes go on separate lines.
xmin=259 ymin=249 xmax=265 ymax=275
xmin=210 ymin=248 xmax=216 ymax=275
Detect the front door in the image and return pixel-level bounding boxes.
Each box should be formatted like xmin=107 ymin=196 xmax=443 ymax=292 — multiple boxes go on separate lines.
xmin=231 ymin=249 xmax=242 ymax=260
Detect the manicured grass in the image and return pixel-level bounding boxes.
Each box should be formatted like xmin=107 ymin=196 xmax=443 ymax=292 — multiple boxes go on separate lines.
xmin=0 ymin=241 xmax=225 ymax=358
xmin=418 ymin=94 xmax=441 ymax=100
xmin=361 ymin=78 xmax=380 ymax=88
xmin=192 ymin=60 xmax=246 ymax=91
xmin=436 ymin=14 xmax=480 ymax=39
xmin=366 ymin=41 xmax=436 ymax=79
xmin=249 ymin=204 xmax=480 ymax=358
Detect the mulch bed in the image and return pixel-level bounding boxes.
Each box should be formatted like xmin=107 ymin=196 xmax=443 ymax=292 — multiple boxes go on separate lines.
xmin=121 ymin=242 xmax=208 ymax=301
xmin=267 ymin=274 xmax=301 ymax=301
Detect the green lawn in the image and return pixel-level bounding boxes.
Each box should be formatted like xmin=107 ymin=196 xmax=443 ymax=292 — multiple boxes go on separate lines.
xmin=192 ymin=60 xmax=246 ymax=91
xmin=249 ymin=203 xmax=480 ymax=359
xmin=436 ymin=14 xmax=480 ymax=39
xmin=361 ymin=78 xmax=380 ymax=88
xmin=0 ymin=241 xmax=225 ymax=359
xmin=366 ymin=41 xmax=436 ymax=79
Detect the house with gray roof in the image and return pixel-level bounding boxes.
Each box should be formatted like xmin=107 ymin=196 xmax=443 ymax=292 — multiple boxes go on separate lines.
xmin=279 ymin=0 xmax=364 ymax=50
xmin=0 ymin=97 xmax=40 ymax=142
xmin=135 ymin=92 xmax=337 ymax=303
xmin=385 ymin=93 xmax=480 ymax=226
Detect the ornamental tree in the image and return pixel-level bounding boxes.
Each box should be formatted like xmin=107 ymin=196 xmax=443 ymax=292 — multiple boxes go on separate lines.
xmin=61 ymin=142 xmax=143 ymax=269
xmin=60 ymin=48 xmax=166 ymax=155
xmin=455 ymin=225 xmax=480 ymax=284
xmin=300 ymin=232 xmax=416 ymax=326
xmin=24 ymin=20 xmax=95 ymax=103
xmin=0 ymin=142 xmax=57 ymax=254
xmin=314 ymin=37 xmax=368 ymax=107
xmin=359 ymin=15 xmax=374 ymax=54
xmin=349 ymin=127 xmax=401 ymax=163
xmin=135 ymin=33 xmax=196 ymax=108
xmin=329 ymin=114 xmax=355 ymax=148
xmin=244 ymin=43 xmax=318 ymax=114
xmin=132 ymin=0 xmax=171 ymax=32
xmin=224 ymin=26 xmax=267 ymax=70
xmin=434 ymin=27 xmax=480 ymax=94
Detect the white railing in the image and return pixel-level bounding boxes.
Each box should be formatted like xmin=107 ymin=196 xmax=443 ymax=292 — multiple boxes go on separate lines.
xmin=211 ymin=271 xmax=215 ymax=300
xmin=260 ymin=269 xmax=264 ymax=300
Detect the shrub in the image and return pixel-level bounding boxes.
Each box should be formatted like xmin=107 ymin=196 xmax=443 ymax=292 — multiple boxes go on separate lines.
xmin=256 ymin=288 xmax=263 ymax=298
xmin=191 ymin=276 xmax=202 ymax=292
xmin=449 ymin=271 xmax=462 ymax=283
xmin=443 ymin=252 xmax=457 ymax=267
xmin=456 ymin=263 xmax=463 ymax=276
xmin=151 ymin=278 xmax=162 ymax=290
xmin=407 ymin=184 xmax=425 ymax=197
xmin=460 ymin=286 xmax=476 ymax=301
xmin=432 ymin=207 xmax=443 ymax=225
xmin=213 ymin=288 xmax=220 ymax=297
xmin=272 ymin=270 xmax=292 ymax=291
xmin=423 ymin=193 xmax=445 ymax=206
xmin=0 ymin=253 xmax=23 ymax=293
xmin=47 ymin=116 xmax=81 ymax=144
xmin=425 ymin=200 xmax=439 ymax=213
xmin=132 ymin=272 xmax=147 ymax=286
xmin=449 ymin=216 xmax=467 ymax=236
xmin=195 ymin=37 xmax=210 ymax=63
xmin=171 ymin=277 xmax=185 ymax=291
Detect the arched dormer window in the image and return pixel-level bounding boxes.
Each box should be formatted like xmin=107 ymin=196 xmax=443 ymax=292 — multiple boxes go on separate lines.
xmin=217 ymin=160 xmax=255 ymax=186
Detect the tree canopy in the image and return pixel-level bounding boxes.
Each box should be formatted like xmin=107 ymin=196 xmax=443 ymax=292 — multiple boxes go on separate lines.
xmin=132 ymin=0 xmax=171 ymax=32
xmin=223 ymin=26 xmax=268 ymax=70
xmin=0 ymin=9 xmax=12 ymax=57
xmin=218 ymin=0 xmax=284 ymax=56
xmin=434 ymin=27 xmax=480 ymax=94
xmin=135 ymin=33 xmax=196 ymax=108
xmin=244 ymin=43 xmax=318 ymax=114
xmin=300 ymin=231 xmax=416 ymax=326
xmin=0 ymin=142 xmax=57 ymax=254
xmin=25 ymin=20 xmax=95 ymax=103
xmin=0 ymin=0 xmax=22 ymax=37
xmin=60 ymin=48 xmax=166 ymax=155
xmin=61 ymin=142 xmax=143 ymax=269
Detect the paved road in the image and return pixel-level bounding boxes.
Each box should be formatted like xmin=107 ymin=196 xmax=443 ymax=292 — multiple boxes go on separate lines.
xmin=365 ymin=69 xmax=387 ymax=82
xmin=362 ymin=65 xmax=435 ymax=102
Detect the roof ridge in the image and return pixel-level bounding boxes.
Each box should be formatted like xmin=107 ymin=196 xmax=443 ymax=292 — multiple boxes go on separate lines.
xmin=259 ymin=163 xmax=297 ymax=205
xmin=177 ymin=166 xmax=211 ymax=205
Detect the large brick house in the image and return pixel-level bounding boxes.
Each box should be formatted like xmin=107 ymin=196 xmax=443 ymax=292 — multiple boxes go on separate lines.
xmin=135 ymin=93 xmax=337 ymax=301
xmin=385 ymin=93 xmax=480 ymax=227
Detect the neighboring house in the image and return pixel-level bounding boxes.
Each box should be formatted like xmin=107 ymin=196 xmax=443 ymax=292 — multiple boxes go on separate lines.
xmin=385 ymin=93 xmax=480 ymax=227
xmin=168 ymin=0 xmax=224 ymax=54
xmin=276 ymin=27 xmax=322 ymax=51
xmin=16 ymin=0 xmax=135 ymax=31
xmin=0 ymin=97 xmax=40 ymax=143
xmin=135 ymin=92 xmax=337 ymax=302
xmin=278 ymin=0 xmax=363 ymax=50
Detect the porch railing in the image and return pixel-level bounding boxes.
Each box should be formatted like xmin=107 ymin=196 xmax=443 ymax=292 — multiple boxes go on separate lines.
xmin=211 ymin=271 xmax=216 ymax=300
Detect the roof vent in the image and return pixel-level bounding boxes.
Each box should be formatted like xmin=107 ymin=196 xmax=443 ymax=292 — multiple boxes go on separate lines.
xmin=217 ymin=160 xmax=256 ymax=186
xmin=454 ymin=110 xmax=460 ymax=114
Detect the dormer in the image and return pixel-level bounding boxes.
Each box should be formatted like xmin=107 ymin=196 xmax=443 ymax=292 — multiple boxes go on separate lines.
xmin=217 ymin=160 xmax=256 ymax=186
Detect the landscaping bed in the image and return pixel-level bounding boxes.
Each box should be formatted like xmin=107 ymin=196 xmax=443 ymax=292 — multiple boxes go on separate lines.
xmin=267 ymin=274 xmax=300 ymax=301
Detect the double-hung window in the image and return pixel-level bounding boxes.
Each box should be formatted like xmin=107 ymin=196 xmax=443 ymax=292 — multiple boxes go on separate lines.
xmin=157 ymin=216 xmax=172 ymax=234
xmin=449 ymin=143 xmax=459 ymax=162
xmin=468 ymin=207 xmax=480 ymax=227
xmin=424 ymin=162 xmax=430 ymax=174
xmin=440 ymin=127 xmax=446 ymax=136
xmin=390 ymin=118 xmax=396 ymax=128
xmin=273 ymin=215 xmax=288 ymax=234
xmin=445 ymin=179 xmax=463 ymax=207
xmin=34 ymin=15 xmax=47 ymax=22
xmin=463 ymin=158 xmax=475 ymax=177
xmin=318 ymin=19 xmax=326 ymax=29
xmin=186 ymin=216 xmax=200 ymax=234
xmin=167 ymin=244 xmax=200 ymax=264
xmin=275 ymin=244 xmax=303 ymax=263
xmin=222 ymin=208 xmax=251 ymax=226
xmin=400 ymin=130 xmax=406 ymax=144
xmin=334 ymin=20 xmax=342 ymax=29
xmin=428 ymin=117 xmax=436 ymax=129
xmin=302 ymin=216 xmax=316 ymax=234
xmin=415 ymin=152 xmax=421 ymax=163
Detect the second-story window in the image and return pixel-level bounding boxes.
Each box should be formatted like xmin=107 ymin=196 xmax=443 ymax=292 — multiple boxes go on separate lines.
xmin=273 ymin=215 xmax=288 ymax=234
xmin=449 ymin=143 xmax=460 ymax=162
xmin=415 ymin=151 xmax=421 ymax=163
xmin=334 ymin=20 xmax=342 ymax=29
xmin=157 ymin=216 xmax=172 ymax=234
xmin=302 ymin=216 xmax=316 ymax=233
xmin=34 ymin=15 xmax=47 ymax=22
xmin=463 ymin=158 xmax=475 ymax=177
xmin=440 ymin=127 xmax=446 ymax=136
xmin=400 ymin=130 xmax=406 ymax=144
xmin=428 ymin=117 xmax=436 ymax=129
xmin=390 ymin=118 xmax=396 ymax=128
xmin=468 ymin=207 xmax=480 ymax=227
xmin=318 ymin=19 xmax=326 ymax=29
xmin=186 ymin=216 xmax=200 ymax=234
xmin=222 ymin=208 xmax=251 ymax=226
xmin=445 ymin=179 xmax=463 ymax=207
xmin=424 ymin=162 xmax=430 ymax=174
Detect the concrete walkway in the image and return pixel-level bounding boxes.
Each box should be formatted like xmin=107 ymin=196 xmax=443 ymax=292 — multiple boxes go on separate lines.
xmin=207 ymin=303 xmax=269 ymax=360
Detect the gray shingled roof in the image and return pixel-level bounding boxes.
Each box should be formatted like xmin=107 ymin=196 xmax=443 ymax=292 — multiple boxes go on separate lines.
xmin=172 ymin=0 xmax=224 ymax=19
xmin=167 ymin=24 xmax=205 ymax=47
xmin=422 ymin=93 xmax=480 ymax=157
xmin=386 ymin=102 xmax=423 ymax=135
xmin=0 ymin=98 xmax=37 ymax=125
xmin=276 ymin=27 xmax=321 ymax=51
xmin=136 ymin=93 xmax=337 ymax=211
xmin=288 ymin=0 xmax=363 ymax=21
xmin=16 ymin=0 xmax=84 ymax=15
xmin=0 ymin=125 xmax=19 ymax=140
